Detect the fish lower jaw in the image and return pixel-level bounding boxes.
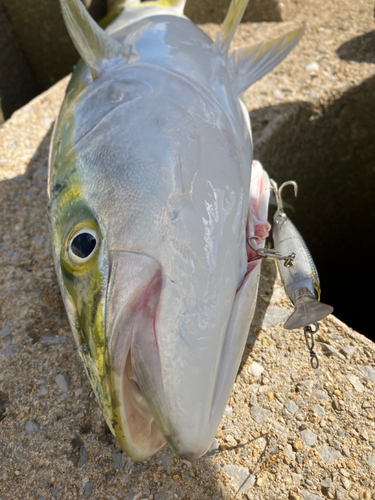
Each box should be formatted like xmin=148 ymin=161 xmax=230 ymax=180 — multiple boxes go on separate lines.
xmin=113 ymin=347 xmax=165 ymax=461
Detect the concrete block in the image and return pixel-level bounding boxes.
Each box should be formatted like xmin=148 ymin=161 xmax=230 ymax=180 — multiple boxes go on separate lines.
xmin=0 ymin=0 xmax=39 ymax=123
xmin=1 ymin=0 xmax=107 ymax=90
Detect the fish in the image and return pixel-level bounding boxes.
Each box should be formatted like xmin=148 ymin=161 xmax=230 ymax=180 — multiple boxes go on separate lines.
xmin=270 ymin=179 xmax=334 ymax=329
xmin=48 ymin=0 xmax=304 ymax=460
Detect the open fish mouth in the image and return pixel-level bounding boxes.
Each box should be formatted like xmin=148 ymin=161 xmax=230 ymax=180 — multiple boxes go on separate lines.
xmin=105 ymin=163 xmax=270 ymax=461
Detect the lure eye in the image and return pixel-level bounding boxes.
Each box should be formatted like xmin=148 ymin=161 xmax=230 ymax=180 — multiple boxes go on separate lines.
xmin=69 ymin=228 xmax=98 ymax=261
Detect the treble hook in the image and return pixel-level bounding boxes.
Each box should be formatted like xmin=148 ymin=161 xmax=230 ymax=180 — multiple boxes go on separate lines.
xmin=270 ymin=179 xmax=298 ymax=216
xmin=304 ymin=322 xmax=320 ymax=369
xmin=247 ymin=236 xmax=296 ymax=266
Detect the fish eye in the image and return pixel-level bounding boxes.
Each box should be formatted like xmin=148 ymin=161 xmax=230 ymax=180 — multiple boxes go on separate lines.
xmin=69 ymin=228 xmax=98 ymax=261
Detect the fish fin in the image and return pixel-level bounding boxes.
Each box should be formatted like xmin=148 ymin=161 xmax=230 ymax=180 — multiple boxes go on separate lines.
xmin=60 ymin=0 xmax=129 ymax=80
xmin=283 ymin=291 xmax=334 ymax=330
xmin=215 ymin=0 xmax=250 ymax=55
xmin=229 ymin=26 xmax=305 ymax=94
xmin=141 ymin=0 xmax=186 ymax=13
xmin=108 ymin=0 xmax=185 ymax=13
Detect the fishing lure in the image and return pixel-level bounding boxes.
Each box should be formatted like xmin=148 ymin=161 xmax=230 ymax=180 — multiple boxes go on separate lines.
xmin=249 ymin=179 xmax=334 ymax=367
xmin=270 ymin=179 xmax=333 ymax=330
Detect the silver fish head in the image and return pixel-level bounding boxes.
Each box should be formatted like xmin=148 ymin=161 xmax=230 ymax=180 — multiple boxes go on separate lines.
xmin=49 ymin=0 xmax=303 ymax=460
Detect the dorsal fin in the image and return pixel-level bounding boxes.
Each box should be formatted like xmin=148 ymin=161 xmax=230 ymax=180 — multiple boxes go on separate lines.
xmin=100 ymin=0 xmax=186 ymax=29
xmin=215 ymin=0 xmax=250 ymax=55
xmin=140 ymin=0 xmax=186 ymax=13
xmin=60 ymin=0 xmax=129 ymax=80
xmin=229 ymin=27 xmax=305 ymax=94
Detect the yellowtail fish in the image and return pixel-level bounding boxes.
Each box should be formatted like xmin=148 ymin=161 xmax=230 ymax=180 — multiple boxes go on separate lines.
xmin=48 ymin=0 xmax=304 ymax=460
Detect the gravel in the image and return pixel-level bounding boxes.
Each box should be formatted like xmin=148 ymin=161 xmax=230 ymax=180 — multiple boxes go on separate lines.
xmin=158 ymin=452 xmax=173 ymax=467
xmin=55 ymin=374 xmax=69 ymax=393
xmin=39 ymin=333 xmax=68 ymax=345
xmin=300 ymin=430 xmax=317 ymax=447
xmin=77 ymin=446 xmax=89 ymax=468
xmin=84 ymin=481 xmax=94 ymax=497
xmin=319 ymin=446 xmax=342 ymax=464
xmin=112 ymin=452 xmax=122 ymax=469
xmin=0 ymin=345 xmax=20 ymax=359
xmin=223 ymin=465 xmax=255 ymax=492
xmin=261 ymin=305 xmax=290 ymax=329
xmin=248 ymin=361 xmax=264 ymax=377
xmin=25 ymin=420 xmax=40 ymax=434
xmin=0 ymin=325 xmax=12 ymax=338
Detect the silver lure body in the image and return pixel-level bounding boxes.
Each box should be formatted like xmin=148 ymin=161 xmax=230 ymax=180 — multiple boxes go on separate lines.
xmin=49 ymin=0 xmax=304 ymax=460
xmin=272 ymin=183 xmax=333 ymax=329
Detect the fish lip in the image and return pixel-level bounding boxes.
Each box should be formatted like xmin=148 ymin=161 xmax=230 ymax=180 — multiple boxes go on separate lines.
xmin=106 ymin=251 xmax=165 ymax=460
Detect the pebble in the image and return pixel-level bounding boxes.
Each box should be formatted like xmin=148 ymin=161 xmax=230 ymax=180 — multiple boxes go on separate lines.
xmin=321 ymin=478 xmax=332 ymax=488
xmin=55 ymin=374 xmax=69 ymax=393
xmin=285 ymin=443 xmax=296 ymax=460
xmin=289 ymin=493 xmax=301 ymax=500
xmin=77 ymin=446 xmax=89 ymax=468
xmin=274 ymin=423 xmax=287 ymax=434
xmin=366 ymin=454 xmax=375 ymax=466
xmin=306 ymin=62 xmax=320 ymax=71
xmin=250 ymin=406 xmax=267 ymax=425
xmin=0 ymin=345 xmax=20 ymax=359
xmin=224 ymin=405 xmax=233 ymax=415
xmin=25 ymin=420 xmax=40 ymax=434
xmin=154 ymin=493 xmax=170 ymax=500
xmin=319 ymin=343 xmax=345 ymax=360
xmin=285 ymin=399 xmax=299 ymax=415
xmin=224 ymin=465 xmax=255 ymax=492
xmin=314 ymin=390 xmax=330 ymax=401
xmin=206 ymin=438 xmax=219 ymax=455
xmin=112 ymin=452 xmax=122 ymax=469
xmin=125 ymin=491 xmax=139 ymax=500
xmin=158 ymin=452 xmax=172 ymax=467
xmin=291 ymin=473 xmax=303 ymax=484
xmin=357 ymin=365 xmax=375 ymax=385
xmin=300 ymin=429 xmax=317 ymax=446
xmin=346 ymin=374 xmax=364 ymax=393
xmin=274 ymin=89 xmax=284 ymax=100
xmin=309 ymin=90 xmax=318 ymax=99
xmin=40 ymin=334 xmax=68 ymax=345
xmin=84 ymin=481 xmax=94 ymax=497
xmin=75 ymin=388 xmax=83 ymax=397
xmin=0 ymin=325 xmax=12 ymax=338
xmin=261 ymin=306 xmax=290 ymax=329
xmin=319 ymin=445 xmax=342 ymax=463
xmin=302 ymin=380 xmax=314 ymax=391
xmin=341 ymin=477 xmax=351 ymax=490
xmin=303 ymin=494 xmax=324 ymax=500
xmin=312 ymin=404 xmax=325 ymax=417
xmin=248 ymin=361 xmax=264 ymax=377
xmin=37 ymin=385 xmax=48 ymax=396
xmin=293 ymin=440 xmax=304 ymax=451
xmin=339 ymin=345 xmax=356 ymax=358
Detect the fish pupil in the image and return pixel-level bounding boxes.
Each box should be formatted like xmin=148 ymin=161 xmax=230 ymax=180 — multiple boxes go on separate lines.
xmin=71 ymin=233 xmax=96 ymax=259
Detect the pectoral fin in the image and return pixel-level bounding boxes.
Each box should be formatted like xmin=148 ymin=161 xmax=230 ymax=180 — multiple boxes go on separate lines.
xmin=60 ymin=0 xmax=129 ymax=80
xmin=229 ymin=27 xmax=305 ymax=94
